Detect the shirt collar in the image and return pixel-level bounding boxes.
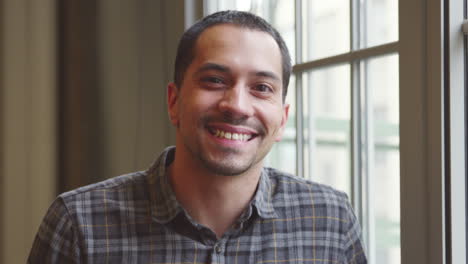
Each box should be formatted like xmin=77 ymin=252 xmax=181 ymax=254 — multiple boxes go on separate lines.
xmin=147 ymin=146 xmax=182 ymax=224
xmin=147 ymin=146 xmax=278 ymax=224
xmin=250 ymin=168 xmax=278 ymax=219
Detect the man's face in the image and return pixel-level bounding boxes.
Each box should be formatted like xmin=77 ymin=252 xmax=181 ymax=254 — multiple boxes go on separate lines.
xmin=168 ymin=24 xmax=289 ymax=176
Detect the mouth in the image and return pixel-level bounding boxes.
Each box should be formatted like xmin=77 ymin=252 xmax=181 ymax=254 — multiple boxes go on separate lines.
xmin=207 ymin=127 xmax=258 ymax=142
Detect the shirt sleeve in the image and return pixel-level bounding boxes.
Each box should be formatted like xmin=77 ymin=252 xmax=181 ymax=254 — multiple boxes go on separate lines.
xmin=343 ymin=199 xmax=368 ymax=264
xmin=28 ymin=197 xmax=81 ymax=264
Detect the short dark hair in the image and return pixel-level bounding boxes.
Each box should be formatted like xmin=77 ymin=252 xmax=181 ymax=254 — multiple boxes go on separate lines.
xmin=173 ymin=10 xmax=292 ymax=101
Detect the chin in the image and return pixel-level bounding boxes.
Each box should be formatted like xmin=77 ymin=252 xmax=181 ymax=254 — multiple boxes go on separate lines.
xmin=200 ymin=157 xmax=254 ymax=176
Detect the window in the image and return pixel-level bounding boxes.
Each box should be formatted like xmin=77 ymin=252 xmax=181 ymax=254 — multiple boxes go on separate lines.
xmin=205 ymin=1 xmax=399 ymax=263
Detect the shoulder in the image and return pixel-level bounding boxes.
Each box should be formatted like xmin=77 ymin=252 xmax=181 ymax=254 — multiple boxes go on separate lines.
xmin=61 ymin=171 xmax=147 ymax=196
xmin=264 ymin=167 xmax=350 ymax=206
xmin=263 ymin=168 xmax=366 ymax=262
xmin=53 ymin=171 xmax=151 ymax=225
xmin=263 ymin=167 xmax=357 ymax=227
xmin=59 ymin=171 xmax=148 ymax=203
xmin=28 ymin=172 xmax=149 ymax=262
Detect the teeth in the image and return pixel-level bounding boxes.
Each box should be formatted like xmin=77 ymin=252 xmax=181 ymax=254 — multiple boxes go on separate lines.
xmin=213 ymin=129 xmax=252 ymax=141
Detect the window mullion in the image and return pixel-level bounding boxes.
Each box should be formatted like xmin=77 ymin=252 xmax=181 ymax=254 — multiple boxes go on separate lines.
xmin=350 ymin=0 xmax=362 ymax=228
xmin=351 ymin=0 xmax=360 ymax=51
xmin=292 ymin=42 xmax=399 ymax=74
xmin=350 ymin=0 xmax=375 ymax=262
xmin=350 ymin=59 xmax=364 ymax=243
xmin=295 ymin=0 xmax=304 ymax=178
xmin=350 ymin=1 xmax=365 ymax=259
xmin=362 ymin=59 xmax=376 ymax=264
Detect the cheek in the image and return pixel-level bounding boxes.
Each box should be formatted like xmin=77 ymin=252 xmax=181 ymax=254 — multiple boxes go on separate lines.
xmin=178 ymin=93 xmax=214 ymax=121
xmin=190 ymin=92 xmax=221 ymax=112
xmin=258 ymin=107 xmax=285 ymax=133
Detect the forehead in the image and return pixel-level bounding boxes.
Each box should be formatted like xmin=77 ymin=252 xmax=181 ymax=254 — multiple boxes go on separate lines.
xmin=189 ymin=24 xmax=282 ymax=77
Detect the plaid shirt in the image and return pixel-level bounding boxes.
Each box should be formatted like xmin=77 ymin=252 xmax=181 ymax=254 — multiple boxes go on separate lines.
xmin=28 ymin=146 xmax=366 ymax=263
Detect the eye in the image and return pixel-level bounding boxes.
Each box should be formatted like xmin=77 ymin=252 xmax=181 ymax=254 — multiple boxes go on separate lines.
xmin=253 ymin=84 xmax=274 ymax=93
xmin=202 ymin=76 xmax=225 ymax=84
xmin=199 ymin=76 xmax=227 ymax=90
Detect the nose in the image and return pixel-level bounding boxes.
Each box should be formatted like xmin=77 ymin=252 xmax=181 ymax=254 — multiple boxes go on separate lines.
xmin=218 ymin=84 xmax=254 ymax=118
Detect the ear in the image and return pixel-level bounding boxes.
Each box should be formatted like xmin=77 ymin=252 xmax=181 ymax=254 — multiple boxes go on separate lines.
xmin=275 ymin=103 xmax=290 ymax=142
xmin=167 ymin=82 xmax=180 ymax=127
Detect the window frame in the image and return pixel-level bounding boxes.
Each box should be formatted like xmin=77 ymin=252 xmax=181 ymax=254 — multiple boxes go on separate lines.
xmin=400 ymin=0 xmax=468 ymax=262
xmin=399 ymin=0 xmax=444 ymax=262
xmin=445 ymin=0 xmax=468 ymax=262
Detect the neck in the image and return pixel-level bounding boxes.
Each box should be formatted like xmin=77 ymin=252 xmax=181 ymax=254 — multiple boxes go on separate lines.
xmin=168 ymin=146 xmax=262 ymax=239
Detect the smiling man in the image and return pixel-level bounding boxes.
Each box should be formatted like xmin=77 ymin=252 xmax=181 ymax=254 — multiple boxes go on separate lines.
xmin=29 ymin=11 xmax=367 ymax=263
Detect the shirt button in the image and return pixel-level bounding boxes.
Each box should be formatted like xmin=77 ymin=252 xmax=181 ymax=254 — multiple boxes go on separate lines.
xmin=214 ymin=244 xmax=222 ymax=253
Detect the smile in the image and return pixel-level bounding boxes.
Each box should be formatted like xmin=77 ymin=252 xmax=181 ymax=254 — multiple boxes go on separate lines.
xmin=213 ymin=129 xmax=253 ymax=142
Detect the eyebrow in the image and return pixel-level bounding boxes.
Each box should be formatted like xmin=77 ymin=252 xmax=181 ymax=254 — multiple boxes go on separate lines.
xmin=254 ymin=71 xmax=281 ymax=82
xmin=195 ymin=62 xmax=281 ymax=82
xmin=195 ymin=63 xmax=230 ymax=75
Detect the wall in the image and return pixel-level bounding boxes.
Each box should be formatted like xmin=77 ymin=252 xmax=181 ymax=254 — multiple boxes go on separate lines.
xmin=96 ymin=0 xmax=181 ymax=179
xmin=59 ymin=0 xmax=184 ymax=191
xmin=1 ymin=0 xmax=57 ymax=262
xmin=0 ymin=0 xmax=185 ymax=262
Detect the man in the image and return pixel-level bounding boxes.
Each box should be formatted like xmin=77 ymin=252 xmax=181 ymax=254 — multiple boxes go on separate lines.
xmin=29 ymin=11 xmax=367 ymax=263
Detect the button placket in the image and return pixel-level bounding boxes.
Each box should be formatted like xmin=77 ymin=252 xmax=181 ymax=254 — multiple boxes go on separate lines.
xmin=214 ymin=244 xmax=222 ymax=253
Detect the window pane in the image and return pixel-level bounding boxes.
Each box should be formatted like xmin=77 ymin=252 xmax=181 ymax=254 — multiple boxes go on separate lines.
xmin=303 ymin=64 xmax=351 ymax=195
xmin=365 ymin=0 xmax=398 ymax=47
xmin=366 ymin=54 xmax=400 ymax=264
xmin=302 ymin=0 xmax=350 ymax=61
xmin=205 ymin=0 xmax=296 ymax=64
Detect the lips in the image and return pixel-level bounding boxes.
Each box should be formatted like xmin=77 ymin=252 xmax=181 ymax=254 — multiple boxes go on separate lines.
xmin=213 ymin=129 xmax=252 ymax=141
xmin=206 ymin=122 xmax=259 ymax=143
xmin=202 ymin=114 xmax=265 ymax=144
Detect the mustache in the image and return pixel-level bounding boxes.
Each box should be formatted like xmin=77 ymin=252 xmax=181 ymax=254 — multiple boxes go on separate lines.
xmin=201 ymin=112 xmax=266 ymax=135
